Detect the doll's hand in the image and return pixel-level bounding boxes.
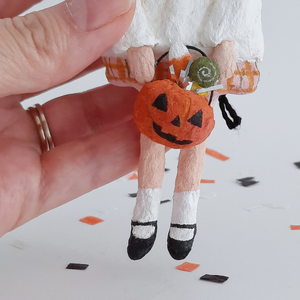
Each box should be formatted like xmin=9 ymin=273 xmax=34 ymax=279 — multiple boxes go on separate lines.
xmin=211 ymin=41 xmax=237 ymax=81
xmin=0 ymin=0 xmax=139 ymax=237
xmin=127 ymin=46 xmax=155 ymax=84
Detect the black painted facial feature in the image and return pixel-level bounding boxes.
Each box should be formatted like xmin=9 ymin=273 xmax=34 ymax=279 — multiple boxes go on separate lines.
xmin=153 ymin=122 xmax=192 ymax=145
xmin=171 ymin=115 xmax=181 ymax=127
xmin=151 ymin=94 xmax=204 ymax=145
xmin=188 ymin=110 xmax=203 ymax=128
xmin=152 ymin=93 xmax=168 ymax=112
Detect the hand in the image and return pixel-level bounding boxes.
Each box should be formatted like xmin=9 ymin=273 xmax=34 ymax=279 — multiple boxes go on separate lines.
xmin=211 ymin=40 xmax=237 ymax=81
xmin=0 ymin=0 xmax=139 ymax=237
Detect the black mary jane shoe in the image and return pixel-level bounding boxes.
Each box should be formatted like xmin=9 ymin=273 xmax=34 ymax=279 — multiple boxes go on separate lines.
xmin=127 ymin=220 xmax=158 ymax=260
xmin=167 ymin=223 xmax=197 ymax=260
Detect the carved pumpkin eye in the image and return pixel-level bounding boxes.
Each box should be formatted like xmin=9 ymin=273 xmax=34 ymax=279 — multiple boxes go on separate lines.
xmin=188 ymin=110 xmax=203 ymax=128
xmin=152 ymin=93 xmax=168 ymax=112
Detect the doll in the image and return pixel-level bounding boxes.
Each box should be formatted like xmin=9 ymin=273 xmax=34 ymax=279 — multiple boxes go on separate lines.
xmin=102 ymin=0 xmax=264 ymax=260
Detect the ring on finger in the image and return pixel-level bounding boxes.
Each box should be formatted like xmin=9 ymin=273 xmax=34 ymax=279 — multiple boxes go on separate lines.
xmin=27 ymin=104 xmax=55 ymax=153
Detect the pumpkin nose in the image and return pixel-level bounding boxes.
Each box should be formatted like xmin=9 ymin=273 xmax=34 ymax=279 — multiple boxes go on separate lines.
xmin=171 ymin=115 xmax=181 ymax=127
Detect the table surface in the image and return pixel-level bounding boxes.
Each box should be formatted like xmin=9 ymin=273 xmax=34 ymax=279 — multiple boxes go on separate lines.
xmin=1 ymin=1 xmax=300 ymax=299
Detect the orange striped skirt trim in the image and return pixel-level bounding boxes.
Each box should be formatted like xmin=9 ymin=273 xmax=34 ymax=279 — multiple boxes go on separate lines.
xmin=102 ymin=57 xmax=260 ymax=95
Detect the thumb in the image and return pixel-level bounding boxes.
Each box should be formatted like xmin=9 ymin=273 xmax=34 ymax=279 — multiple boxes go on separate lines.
xmin=0 ymin=0 xmax=135 ymax=98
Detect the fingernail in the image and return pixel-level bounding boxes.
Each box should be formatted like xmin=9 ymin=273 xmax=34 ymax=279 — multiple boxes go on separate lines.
xmin=66 ymin=0 xmax=134 ymax=31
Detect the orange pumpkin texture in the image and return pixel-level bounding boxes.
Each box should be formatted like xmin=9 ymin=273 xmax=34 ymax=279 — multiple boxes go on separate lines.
xmin=134 ymin=79 xmax=215 ymax=149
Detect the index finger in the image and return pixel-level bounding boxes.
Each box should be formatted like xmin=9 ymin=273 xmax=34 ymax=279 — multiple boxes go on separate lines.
xmin=20 ymin=57 xmax=105 ymax=101
xmin=0 ymin=0 xmax=135 ymax=98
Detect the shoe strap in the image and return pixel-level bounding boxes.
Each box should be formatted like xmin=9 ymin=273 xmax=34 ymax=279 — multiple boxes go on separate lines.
xmin=170 ymin=223 xmax=196 ymax=229
xmin=131 ymin=220 xmax=157 ymax=227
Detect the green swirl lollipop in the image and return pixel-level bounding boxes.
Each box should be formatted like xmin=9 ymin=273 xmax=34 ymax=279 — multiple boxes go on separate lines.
xmin=189 ymin=57 xmax=220 ymax=88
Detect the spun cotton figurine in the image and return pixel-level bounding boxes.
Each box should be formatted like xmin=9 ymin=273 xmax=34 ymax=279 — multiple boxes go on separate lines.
xmin=102 ymin=0 xmax=264 ymax=260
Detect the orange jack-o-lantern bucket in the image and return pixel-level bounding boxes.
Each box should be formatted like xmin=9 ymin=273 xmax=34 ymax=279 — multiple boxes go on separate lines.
xmin=134 ymin=79 xmax=215 ymax=149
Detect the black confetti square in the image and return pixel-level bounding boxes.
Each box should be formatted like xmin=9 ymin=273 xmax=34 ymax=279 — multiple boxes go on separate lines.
xmin=294 ymin=162 xmax=300 ymax=169
xmin=237 ymin=177 xmax=255 ymax=183
xmin=240 ymin=180 xmax=259 ymax=187
xmin=128 ymin=193 xmax=137 ymax=198
xmin=160 ymin=199 xmax=171 ymax=204
xmin=237 ymin=177 xmax=259 ymax=187
xmin=66 ymin=263 xmax=89 ymax=270
xmin=200 ymin=274 xmax=229 ymax=283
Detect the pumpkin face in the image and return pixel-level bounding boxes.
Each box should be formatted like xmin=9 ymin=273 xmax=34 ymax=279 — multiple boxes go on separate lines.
xmin=134 ymin=79 xmax=215 ymax=149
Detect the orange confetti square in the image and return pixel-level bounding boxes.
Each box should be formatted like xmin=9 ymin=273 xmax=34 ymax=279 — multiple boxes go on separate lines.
xmin=129 ymin=173 xmax=138 ymax=180
xmin=206 ymin=148 xmax=229 ymax=161
xmin=80 ymin=216 xmax=104 ymax=225
xmin=290 ymin=225 xmax=300 ymax=230
xmin=201 ymin=179 xmax=215 ymax=184
xmin=176 ymin=262 xmax=200 ymax=272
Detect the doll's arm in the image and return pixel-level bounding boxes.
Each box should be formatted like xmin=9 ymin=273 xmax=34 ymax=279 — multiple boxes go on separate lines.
xmin=127 ymin=46 xmax=155 ymax=84
xmin=211 ymin=40 xmax=236 ymax=81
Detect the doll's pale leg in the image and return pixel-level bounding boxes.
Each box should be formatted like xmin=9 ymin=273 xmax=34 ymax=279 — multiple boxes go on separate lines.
xmin=167 ymin=142 xmax=206 ymax=260
xmin=127 ymin=134 xmax=165 ymax=260
xmin=127 ymin=46 xmax=155 ymax=84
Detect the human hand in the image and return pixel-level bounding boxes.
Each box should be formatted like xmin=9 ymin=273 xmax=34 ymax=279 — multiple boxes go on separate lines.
xmin=0 ymin=0 xmax=139 ymax=237
xmin=211 ymin=40 xmax=237 ymax=81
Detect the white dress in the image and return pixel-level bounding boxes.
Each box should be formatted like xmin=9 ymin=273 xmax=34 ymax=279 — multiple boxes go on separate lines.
xmin=103 ymin=0 xmax=264 ymax=62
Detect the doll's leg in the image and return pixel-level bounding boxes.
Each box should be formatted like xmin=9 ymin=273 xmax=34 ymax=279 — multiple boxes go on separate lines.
xmin=167 ymin=141 xmax=206 ymax=260
xmin=127 ymin=134 xmax=165 ymax=260
xmin=127 ymin=46 xmax=155 ymax=85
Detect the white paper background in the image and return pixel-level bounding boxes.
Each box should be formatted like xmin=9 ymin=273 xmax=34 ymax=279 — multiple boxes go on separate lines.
xmin=1 ymin=1 xmax=300 ymax=299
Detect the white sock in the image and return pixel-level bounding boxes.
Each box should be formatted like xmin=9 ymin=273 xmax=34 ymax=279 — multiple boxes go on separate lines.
xmin=132 ymin=188 xmax=161 ymax=239
xmin=169 ymin=190 xmax=200 ymax=241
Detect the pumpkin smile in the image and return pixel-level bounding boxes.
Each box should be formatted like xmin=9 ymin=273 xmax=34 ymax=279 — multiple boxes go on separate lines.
xmin=153 ymin=122 xmax=193 ymax=146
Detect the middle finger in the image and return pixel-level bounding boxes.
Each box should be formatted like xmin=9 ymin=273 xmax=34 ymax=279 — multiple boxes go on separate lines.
xmin=41 ymin=84 xmax=139 ymax=146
